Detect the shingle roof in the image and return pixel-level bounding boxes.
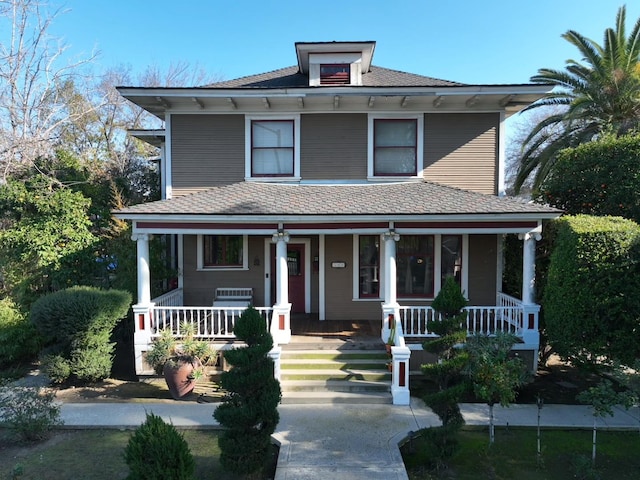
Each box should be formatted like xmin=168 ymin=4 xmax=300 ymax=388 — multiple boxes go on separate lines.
xmin=116 ymin=181 xmax=560 ymax=218
xmin=204 ymin=66 xmax=464 ymax=89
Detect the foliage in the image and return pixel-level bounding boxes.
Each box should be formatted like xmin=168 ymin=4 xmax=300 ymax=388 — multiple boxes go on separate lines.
xmin=514 ymin=6 xmax=640 ymax=192
xmin=0 ymin=173 xmax=99 ymax=308
xmin=42 ymin=354 xmax=72 ymax=384
xmin=543 ymin=215 xmax=640 ymax=366
xmin=538 ymin=135 xmax=640 ymax=223
xmin=145 ymin=324 xmax=216 ymax=376
xmin=213 ymin=307 xmax=281 ymax=475
xmin=0 ymin=386 xmax=63 ymax=441
xmin=0 ymin=297 xmax=40 ymax=366
xmin=431 ymin=276 xmax=468 ymax=318
xmin=123 ymin=412 xmax=195 ymax=480
xmin=30 ymin=286 xmax=131 ymax=383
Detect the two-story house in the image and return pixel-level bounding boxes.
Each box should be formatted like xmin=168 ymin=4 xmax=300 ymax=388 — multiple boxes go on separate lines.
xmin=116 ymin=41 xmax=560 ymax=404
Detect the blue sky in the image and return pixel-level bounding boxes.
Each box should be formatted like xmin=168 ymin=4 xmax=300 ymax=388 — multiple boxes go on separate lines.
xmin=48 ymin=1 xmax=640 ymax=86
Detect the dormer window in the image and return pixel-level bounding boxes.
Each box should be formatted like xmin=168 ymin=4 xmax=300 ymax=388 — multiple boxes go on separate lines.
xmin=320 ymin=64 xmax=350 ymax=85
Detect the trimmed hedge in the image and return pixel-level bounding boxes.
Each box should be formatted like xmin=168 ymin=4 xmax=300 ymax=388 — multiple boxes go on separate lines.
xmin=0 ymin=297 xmax=40 ymax=366
xmin=30 ymin=286 xmax=131 ymax=383
xmin=538 ymin=135 xmax=640 ymax=223
xmin=543 ymin=215 xmax=640 ymax=366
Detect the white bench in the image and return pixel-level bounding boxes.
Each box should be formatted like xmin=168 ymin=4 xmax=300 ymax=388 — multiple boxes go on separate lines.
xmin=212 ymin=287 xmax=253 ymax=308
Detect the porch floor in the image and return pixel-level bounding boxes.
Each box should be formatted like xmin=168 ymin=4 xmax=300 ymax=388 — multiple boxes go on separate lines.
xmin=288 ymin=315 xmax=383 ymax=350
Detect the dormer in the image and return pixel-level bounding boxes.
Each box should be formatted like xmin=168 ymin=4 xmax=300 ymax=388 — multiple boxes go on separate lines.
xmin=295 ymin=41 xmax=376 ymax=87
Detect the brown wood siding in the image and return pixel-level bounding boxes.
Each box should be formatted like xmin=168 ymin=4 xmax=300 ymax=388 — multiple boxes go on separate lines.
xmin=324 ymin=235 xmax=381 ymax=320
xmin=424 ymin=113 xmax=499 ymax=194
xmin=467 ymin=235 xmax=497 ymax=305
xmin=171 ymin=115 xmax=244 ymax=195
xmin=300 ymin=114 xmax=367 ymax=180
xmin=182 ymin=235 xmax=266 ymax=306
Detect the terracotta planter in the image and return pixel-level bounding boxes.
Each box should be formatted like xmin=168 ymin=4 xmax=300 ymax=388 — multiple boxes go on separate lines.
xmin=385 ymin=343 xmax=392 ymax=354
xmin=163 ymin=358 xmax=198 ymax=400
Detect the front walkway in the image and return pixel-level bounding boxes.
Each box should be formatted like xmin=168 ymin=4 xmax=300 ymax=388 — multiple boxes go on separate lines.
xmin=58 ymin=399 xmax=640 ymax=480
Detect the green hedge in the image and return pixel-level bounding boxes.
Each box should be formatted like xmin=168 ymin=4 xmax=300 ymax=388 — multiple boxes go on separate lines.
xmin=538 ymin=135 xmax=640 ymax=222
xmin=0 ymin=298 xmax=40 ymax=367
xmin=30 ymin=286 xmax=131 ymax=383
xmin=543 ymin=215 xmax=640 ymax=366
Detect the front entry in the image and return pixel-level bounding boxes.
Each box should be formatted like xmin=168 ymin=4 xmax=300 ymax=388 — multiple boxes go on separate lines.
xmin=286 ymin=244 xmax=305 ymax=313
xmin=269 ymin=241 xmax=308 ymax=314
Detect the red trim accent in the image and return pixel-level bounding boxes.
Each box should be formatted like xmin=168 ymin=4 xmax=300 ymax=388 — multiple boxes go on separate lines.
xmin=138 ymin=314 xmax=145 ymax=330
xmin=528 ymin=313 xmax=535 ymax=330
xmin=136 ymin=222 xmax=278 ymax=230
xmin=284 ymin=222 xmax=388 ymax=230
xmin=399 ymin=362 xmax=406 ymax=387
xmin=394 ymin=221 xmax=539 ymax=229
xmin=279 ymin=314 xmax=285 ymax=330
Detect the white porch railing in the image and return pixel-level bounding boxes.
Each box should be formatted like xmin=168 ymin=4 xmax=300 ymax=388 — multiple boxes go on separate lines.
xmin=149 ymin=305 xmax=273 ymax=339
xmin=399 ymin=303 xmax=524 ymax=339
xmin=152 ymin=288 xmax=184 ymax=307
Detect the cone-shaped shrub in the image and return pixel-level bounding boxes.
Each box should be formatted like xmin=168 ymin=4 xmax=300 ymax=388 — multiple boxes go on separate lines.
xmin=124 ymin=412 xmax=195 ymax=480
xmin=214 ymin=306 xmax=281 ymax=475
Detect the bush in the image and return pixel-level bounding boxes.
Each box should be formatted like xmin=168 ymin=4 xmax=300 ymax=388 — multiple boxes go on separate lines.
xmin=42 ymin=354 xmax=72 ymax=384
xmin=0 ymin=298 xmax=40 ymax=367
xmin=543 ymin=215 xmax=640 ymax=366
xmin=214 ymin=307 xmax=281 ymax=475
xmin=30 ymin=286 xmax=131 ymax=383
xmin=0 ymin=386 xmax=62 ymax=441
xmin=124 ymin=412 xmax=195 ymax=480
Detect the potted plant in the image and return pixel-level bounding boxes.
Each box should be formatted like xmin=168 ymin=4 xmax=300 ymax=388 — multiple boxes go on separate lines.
xmin=386 ymin=320 xmax=396 ymax=354
xmin=145 ymin=323 xmax=217 ymax=400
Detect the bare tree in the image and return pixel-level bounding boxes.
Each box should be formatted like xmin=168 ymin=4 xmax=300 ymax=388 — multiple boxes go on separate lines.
xmin=0 ymin=0 xmax=98 ymax=183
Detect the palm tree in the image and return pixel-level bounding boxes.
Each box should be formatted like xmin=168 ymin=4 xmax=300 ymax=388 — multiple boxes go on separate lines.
xmin=514 ymin=6 xmax=640 ymax=193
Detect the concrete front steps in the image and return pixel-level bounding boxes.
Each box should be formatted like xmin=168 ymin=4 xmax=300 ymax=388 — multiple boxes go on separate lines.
xmin=279 ymin=346 xmax=392 ymax=404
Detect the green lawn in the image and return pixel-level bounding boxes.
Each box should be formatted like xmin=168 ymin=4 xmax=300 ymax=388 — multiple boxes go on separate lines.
xmin=0 ymin=429 xmax=277 ymax=480
xmin=402 ymin=427 xmax=640 ymax=479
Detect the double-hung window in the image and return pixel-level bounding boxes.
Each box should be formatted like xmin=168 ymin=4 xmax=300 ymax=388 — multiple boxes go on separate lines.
xmin=245 ymin=116 xmax=300 ymax=180
xmin=368 ymin=115 xmax=424 ymax=179
xmin=197 ymin=235 xmax=247 ymax=270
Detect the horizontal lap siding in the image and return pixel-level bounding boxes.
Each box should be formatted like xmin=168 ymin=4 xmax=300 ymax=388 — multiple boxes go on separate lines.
xmin=324 ymin=235 xmax=381 ymax=320
xmin=301 ymin=114 xmax=367 ymax=180
xmin=182 ymin=235 xmax=265 ymax=306
xmin=171 ymin=115 xmax=244 ymax=195
xmin=424 ymin=113 xmax=499 ymax=194
xmin=468 ymin=234 xmax=497 ymax=305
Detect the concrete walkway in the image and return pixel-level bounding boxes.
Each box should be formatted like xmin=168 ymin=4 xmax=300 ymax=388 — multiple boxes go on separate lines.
xmin=57 ymin=399 xmax=640 ymax=480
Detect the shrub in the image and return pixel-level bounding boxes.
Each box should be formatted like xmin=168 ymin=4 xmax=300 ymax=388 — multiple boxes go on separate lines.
xmin=0 ymin=386 xmax=63 ymax=441
xmin=124 ymin=412 xmax=195 ymax=480
xmin=42 ymin=354 xmax=72 ymax=384
xmin=30 ymin=286 xmax=131 ymax=383
xmin=214 ymin=306 xmax=281 ymax=475
xmin=0 ymin=298 xmax=40 ymax=367
xmin=543 ymin=215 xmax=640 ymax=366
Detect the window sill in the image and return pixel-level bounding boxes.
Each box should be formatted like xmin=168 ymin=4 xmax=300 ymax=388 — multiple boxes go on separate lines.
xmin=245 ymin=177 xmax=302 ymax=183
xmin=197 ymin=267 xmax=249 ymax=272
xmin=352 ymin=297 xmax=383 ymax=302
xmin=367 ymin=176 xmax=422 ymax=182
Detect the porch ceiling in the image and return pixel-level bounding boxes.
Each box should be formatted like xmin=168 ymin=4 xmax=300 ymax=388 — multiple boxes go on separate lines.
xmin=115 ymin=181 xmax=561 ymax=222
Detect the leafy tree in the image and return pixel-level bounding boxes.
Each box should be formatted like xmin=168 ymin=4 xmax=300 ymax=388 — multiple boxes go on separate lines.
xmin=543 ymin=215 xmax=640 ymax=366
xmin=213 ymin=307 xmax=281 ymax=475
xmin=514 ymin=6 xmax=640 ymax=192
xmin=538 ymin=135 xmax=640 ymax=223
xmin=464 ymin=332 xmax=529 ymax=444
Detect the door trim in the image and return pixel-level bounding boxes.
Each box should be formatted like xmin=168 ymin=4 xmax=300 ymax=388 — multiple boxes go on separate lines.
xmin=264 ymin=238 xmax=311 ymax=313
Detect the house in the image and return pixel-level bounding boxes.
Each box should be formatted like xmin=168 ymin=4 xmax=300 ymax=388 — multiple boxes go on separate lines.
xmin=116 ymin=41 xmax=561 ymax=405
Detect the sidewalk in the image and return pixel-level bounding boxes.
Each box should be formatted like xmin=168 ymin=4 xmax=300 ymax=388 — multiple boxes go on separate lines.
xmin=57 ymin=399 xmax=640 ymax=480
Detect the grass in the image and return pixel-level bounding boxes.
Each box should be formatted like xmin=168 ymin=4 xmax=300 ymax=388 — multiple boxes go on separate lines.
xmin=401 ymin=426 xmax=640 ymax=479
xmin=0 ymin=428 xmax=278 ymax=479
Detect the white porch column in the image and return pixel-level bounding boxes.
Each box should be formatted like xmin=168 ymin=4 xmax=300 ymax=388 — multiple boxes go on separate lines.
xmin=381 ymin=230 xmax=400 ymax=342
xmin=271 ymin=230 xmax=292 ymax=344
xmin=519 ymin=231 xmax=541 ymax=305
xmin=133 ymin=233 xmax=152 ymax=305
xmin=131 ymin=232 xmax=153 ymax=375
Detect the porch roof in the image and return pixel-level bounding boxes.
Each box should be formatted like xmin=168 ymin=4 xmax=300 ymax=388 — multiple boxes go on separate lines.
xmin=115 ymin=181 xmax=561 ymax=220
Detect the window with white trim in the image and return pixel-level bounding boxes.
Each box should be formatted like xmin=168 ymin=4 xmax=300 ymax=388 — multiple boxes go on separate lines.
xmin=441 ymin=235 xmax=463 ymax=286
xmin=245 ymin=116 xmax=300 ymax=180
xmin=197 ymin=235 xmax=248 ymax=270
xmin=397 ymin=235 xmax=434 ymax=297
xmin=358 ymin=235 xmax=380 ymax=297
xmin=368 ymin=114 xmax=424 ymax=179
xmin=320 ymin=64 xmax=350 ymax=85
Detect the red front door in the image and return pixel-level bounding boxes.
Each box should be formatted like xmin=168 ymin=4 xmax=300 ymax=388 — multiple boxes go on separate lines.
xmin=286 ymin=244 xmax=305 ymax=313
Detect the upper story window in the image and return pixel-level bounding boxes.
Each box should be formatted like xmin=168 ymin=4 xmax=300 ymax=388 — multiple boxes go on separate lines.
xmin=245 ymin=115 xmax=301 ymax=180
xmin=197 ymin=235 xmax=248 ymax=270
xmin=320 ymin=64 xmax=350 ymax=85
xmin=368 ymin=114 xmax=424 ymax=179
